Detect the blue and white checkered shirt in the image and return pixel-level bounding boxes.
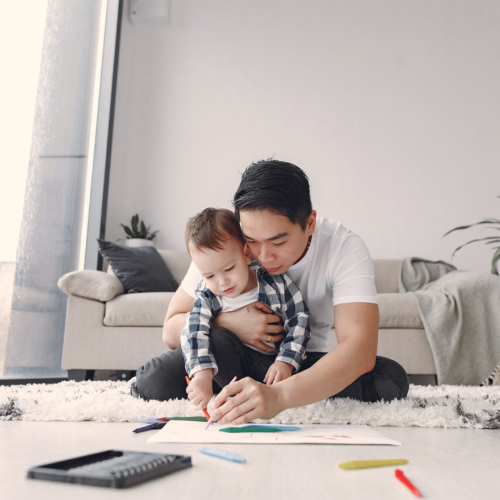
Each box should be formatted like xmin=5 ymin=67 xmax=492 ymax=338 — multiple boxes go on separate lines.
xmin=181 ymin=264 xmax=311 ymax=378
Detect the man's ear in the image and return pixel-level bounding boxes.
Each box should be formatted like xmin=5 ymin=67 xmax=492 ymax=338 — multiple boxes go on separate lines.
xmin=307 ymin=210 xmax=317 ymax=237
xmin=243 ymin=242 xmax=252 ymax=264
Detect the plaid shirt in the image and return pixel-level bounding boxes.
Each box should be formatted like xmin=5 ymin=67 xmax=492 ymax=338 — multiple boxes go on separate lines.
xmin=181 ymin=264 xmax=310 ymax=378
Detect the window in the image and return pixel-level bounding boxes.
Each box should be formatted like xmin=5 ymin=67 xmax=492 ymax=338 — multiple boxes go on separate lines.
xmin=1 ymin=0 xmax=121 ymax=380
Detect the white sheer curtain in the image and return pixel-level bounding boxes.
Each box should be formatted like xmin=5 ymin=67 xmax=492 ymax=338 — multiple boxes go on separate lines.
xmin=2 ymin=0 xmax=106 ymax=378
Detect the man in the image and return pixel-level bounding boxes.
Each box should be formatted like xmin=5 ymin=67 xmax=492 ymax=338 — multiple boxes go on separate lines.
xmin=132 ymin=159 xmax=409 ymax=423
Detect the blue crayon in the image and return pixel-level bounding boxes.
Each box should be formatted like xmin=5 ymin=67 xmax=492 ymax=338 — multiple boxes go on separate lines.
xmin=199 ymin=448 xmax=246 ymax=463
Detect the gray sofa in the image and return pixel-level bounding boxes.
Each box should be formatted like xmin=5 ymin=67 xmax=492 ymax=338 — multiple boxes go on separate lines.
xmin=58 ymin=251 xmax=437 ymax=376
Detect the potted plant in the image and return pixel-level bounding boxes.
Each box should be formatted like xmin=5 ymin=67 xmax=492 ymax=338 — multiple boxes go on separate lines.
xmin=443 ymin=196 xmax=500 ymax=275
xmin=120 ymin=214 xmax=159 ymax=247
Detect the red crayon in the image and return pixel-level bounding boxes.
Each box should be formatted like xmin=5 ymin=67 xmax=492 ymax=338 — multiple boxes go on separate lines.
xmin=395 ymin=469 xmax=422 ymax=497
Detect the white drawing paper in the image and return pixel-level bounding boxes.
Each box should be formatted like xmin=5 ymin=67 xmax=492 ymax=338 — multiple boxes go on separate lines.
xmin=147 ymin=421 xmax=401 ymax=446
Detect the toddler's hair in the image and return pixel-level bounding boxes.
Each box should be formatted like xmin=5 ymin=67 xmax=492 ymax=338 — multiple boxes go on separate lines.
xmin=185 ymin=208 xmax=245 ymax=253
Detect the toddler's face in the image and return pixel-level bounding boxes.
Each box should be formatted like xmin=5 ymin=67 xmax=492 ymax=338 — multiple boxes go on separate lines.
xmin=189 ymin=238 xmax=253 ymax=298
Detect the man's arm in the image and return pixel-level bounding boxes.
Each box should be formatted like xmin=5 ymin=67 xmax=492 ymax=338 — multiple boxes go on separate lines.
xmin=163 ymin=287 xmax=195 ymax=349
xmin=211 ymin=302 xmax=379 ymax=424
xmin=279 ymin=301 xmax=379 ymax=403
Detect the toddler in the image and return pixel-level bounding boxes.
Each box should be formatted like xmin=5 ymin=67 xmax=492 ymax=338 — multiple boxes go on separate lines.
xmin=181 ymin=208 xmax=310 ymax=411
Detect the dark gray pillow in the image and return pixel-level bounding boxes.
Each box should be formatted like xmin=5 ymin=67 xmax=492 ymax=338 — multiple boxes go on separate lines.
xmin=97 ymin=240 xmax=178 ymax=293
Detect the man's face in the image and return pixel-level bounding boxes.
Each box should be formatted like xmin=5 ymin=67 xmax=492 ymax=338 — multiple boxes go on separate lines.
xmin=239 ymin=209 xmax=316 ymax=275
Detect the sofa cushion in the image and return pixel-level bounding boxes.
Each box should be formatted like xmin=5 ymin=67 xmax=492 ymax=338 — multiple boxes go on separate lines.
xmin=377 ymin=292 xmax=423 ymax=329
xmin=331 ymin=292 xmax=423 ymax=329
xmin=98 ymin=240 xmax=178 ymax=293
xmin=157 ymin=250 xmax=192 ymax=286
xmin=373 ymin=260 xmax=401 ymax=294
xmin=58 ymin=270 xmax=125 ymax=302
xmin=104 ymin=291 xmax=422 ymax=329
xmin=104 ymin=292 xmax=175 ymax=327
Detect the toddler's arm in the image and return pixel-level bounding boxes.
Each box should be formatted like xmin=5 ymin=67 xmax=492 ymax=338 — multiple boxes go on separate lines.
xmin=274 ymin=274 xmax=311 ymax=372
xmin=186 ymin=368 xmax=213 ymax=410
xmin=264 ymin=360 xmax=294 ymax=385
xmin=180 ymin=289 xmax=221 ymax=378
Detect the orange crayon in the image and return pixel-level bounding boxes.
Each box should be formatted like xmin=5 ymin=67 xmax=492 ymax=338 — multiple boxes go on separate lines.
xmin=185 ymin=376 xmax=211 ymax=422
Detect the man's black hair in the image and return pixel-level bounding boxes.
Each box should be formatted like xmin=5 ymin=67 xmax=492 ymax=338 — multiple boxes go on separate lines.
xmin=232 ymin=159 xmax=313 ymax=230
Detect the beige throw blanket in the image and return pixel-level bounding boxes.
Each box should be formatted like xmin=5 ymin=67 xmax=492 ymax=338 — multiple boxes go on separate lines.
xmin=399 ymin=257 xmax=500 ymax=386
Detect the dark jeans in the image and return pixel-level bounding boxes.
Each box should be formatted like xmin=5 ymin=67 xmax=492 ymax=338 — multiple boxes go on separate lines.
xmin=131 ymin=327 xmax=409 ymax=403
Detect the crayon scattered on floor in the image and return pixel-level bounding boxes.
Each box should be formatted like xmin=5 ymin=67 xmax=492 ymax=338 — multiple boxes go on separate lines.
xmin=338 ymin=459 xmax=409 ymax=470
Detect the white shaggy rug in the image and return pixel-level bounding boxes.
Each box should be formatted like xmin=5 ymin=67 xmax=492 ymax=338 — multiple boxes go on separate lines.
xmin=1 ymin=379 xmax=500 ymax=429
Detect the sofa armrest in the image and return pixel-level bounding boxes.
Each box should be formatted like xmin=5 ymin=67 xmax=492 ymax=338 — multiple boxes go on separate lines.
xmin=58 ymin=270 xmax=124 ymax=302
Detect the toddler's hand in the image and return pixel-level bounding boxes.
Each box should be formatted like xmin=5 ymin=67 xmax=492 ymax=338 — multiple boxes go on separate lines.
xmin=186 ymin=369 xmax=213 ymax=410
xmin=264 ymin=361 xmax=293 ymax=385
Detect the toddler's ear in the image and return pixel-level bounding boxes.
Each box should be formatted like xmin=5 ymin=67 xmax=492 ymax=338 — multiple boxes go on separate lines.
xmin=243 ymin=242 xmax=252 ymax=264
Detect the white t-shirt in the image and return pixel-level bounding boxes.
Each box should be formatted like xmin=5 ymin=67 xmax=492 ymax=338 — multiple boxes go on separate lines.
xmin=219 ymin=287 xmax=259 ymax=313
xmin=181 ymin=218 xmax=378 ymax=352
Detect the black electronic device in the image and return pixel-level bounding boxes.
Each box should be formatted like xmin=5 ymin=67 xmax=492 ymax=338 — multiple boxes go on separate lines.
xmin=27 ymin=449 xmax=191 ymax=488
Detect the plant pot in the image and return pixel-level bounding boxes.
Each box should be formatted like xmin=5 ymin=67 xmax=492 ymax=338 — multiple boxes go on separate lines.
xmin=123 ymin=238 xmax=154 ymax=248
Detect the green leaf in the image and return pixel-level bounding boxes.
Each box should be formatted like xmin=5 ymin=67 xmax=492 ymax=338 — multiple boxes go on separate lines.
xmin=442 ymin=219 xmax=500 ymax=238
xmin=140 ymin=220 xmax=148 ymax=238
xmin=451 ymin=236 xmax=500 ymax=258
xmin=120 ymin=224 xmax=134 ymax=238
xmin=131 ymin=214 xmax=139 ymax=236
xmin=492 ymin=247 xmax=500 ymax=275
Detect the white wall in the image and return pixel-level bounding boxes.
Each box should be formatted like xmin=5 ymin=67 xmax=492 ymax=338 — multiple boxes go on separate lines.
xmin=107 ymin=0 xmax=500 ymax=274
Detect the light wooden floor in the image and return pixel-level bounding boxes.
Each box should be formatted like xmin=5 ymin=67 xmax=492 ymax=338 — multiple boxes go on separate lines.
xmin=1 ymin=421 xmax=499 ymax=500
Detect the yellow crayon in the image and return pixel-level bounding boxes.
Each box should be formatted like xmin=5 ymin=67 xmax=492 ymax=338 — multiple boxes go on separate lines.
xmin=338 ymin=459 xmax=409 ymax=470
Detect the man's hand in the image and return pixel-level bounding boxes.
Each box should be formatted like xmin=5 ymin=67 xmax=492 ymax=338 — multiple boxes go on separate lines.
xmin=214 ymin=302 xmax=285 ymax=353
xmin=186 ymin=369 xmax=213 ymax=410
xmin=264 ymin=361 xmax=293 ymax=385
xmin=211 ymin=377 xmax=285 ymax=425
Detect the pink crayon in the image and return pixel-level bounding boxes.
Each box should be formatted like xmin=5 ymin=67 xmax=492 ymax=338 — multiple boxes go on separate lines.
xmin=205 ymin=376 xmax=237 ymax=430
